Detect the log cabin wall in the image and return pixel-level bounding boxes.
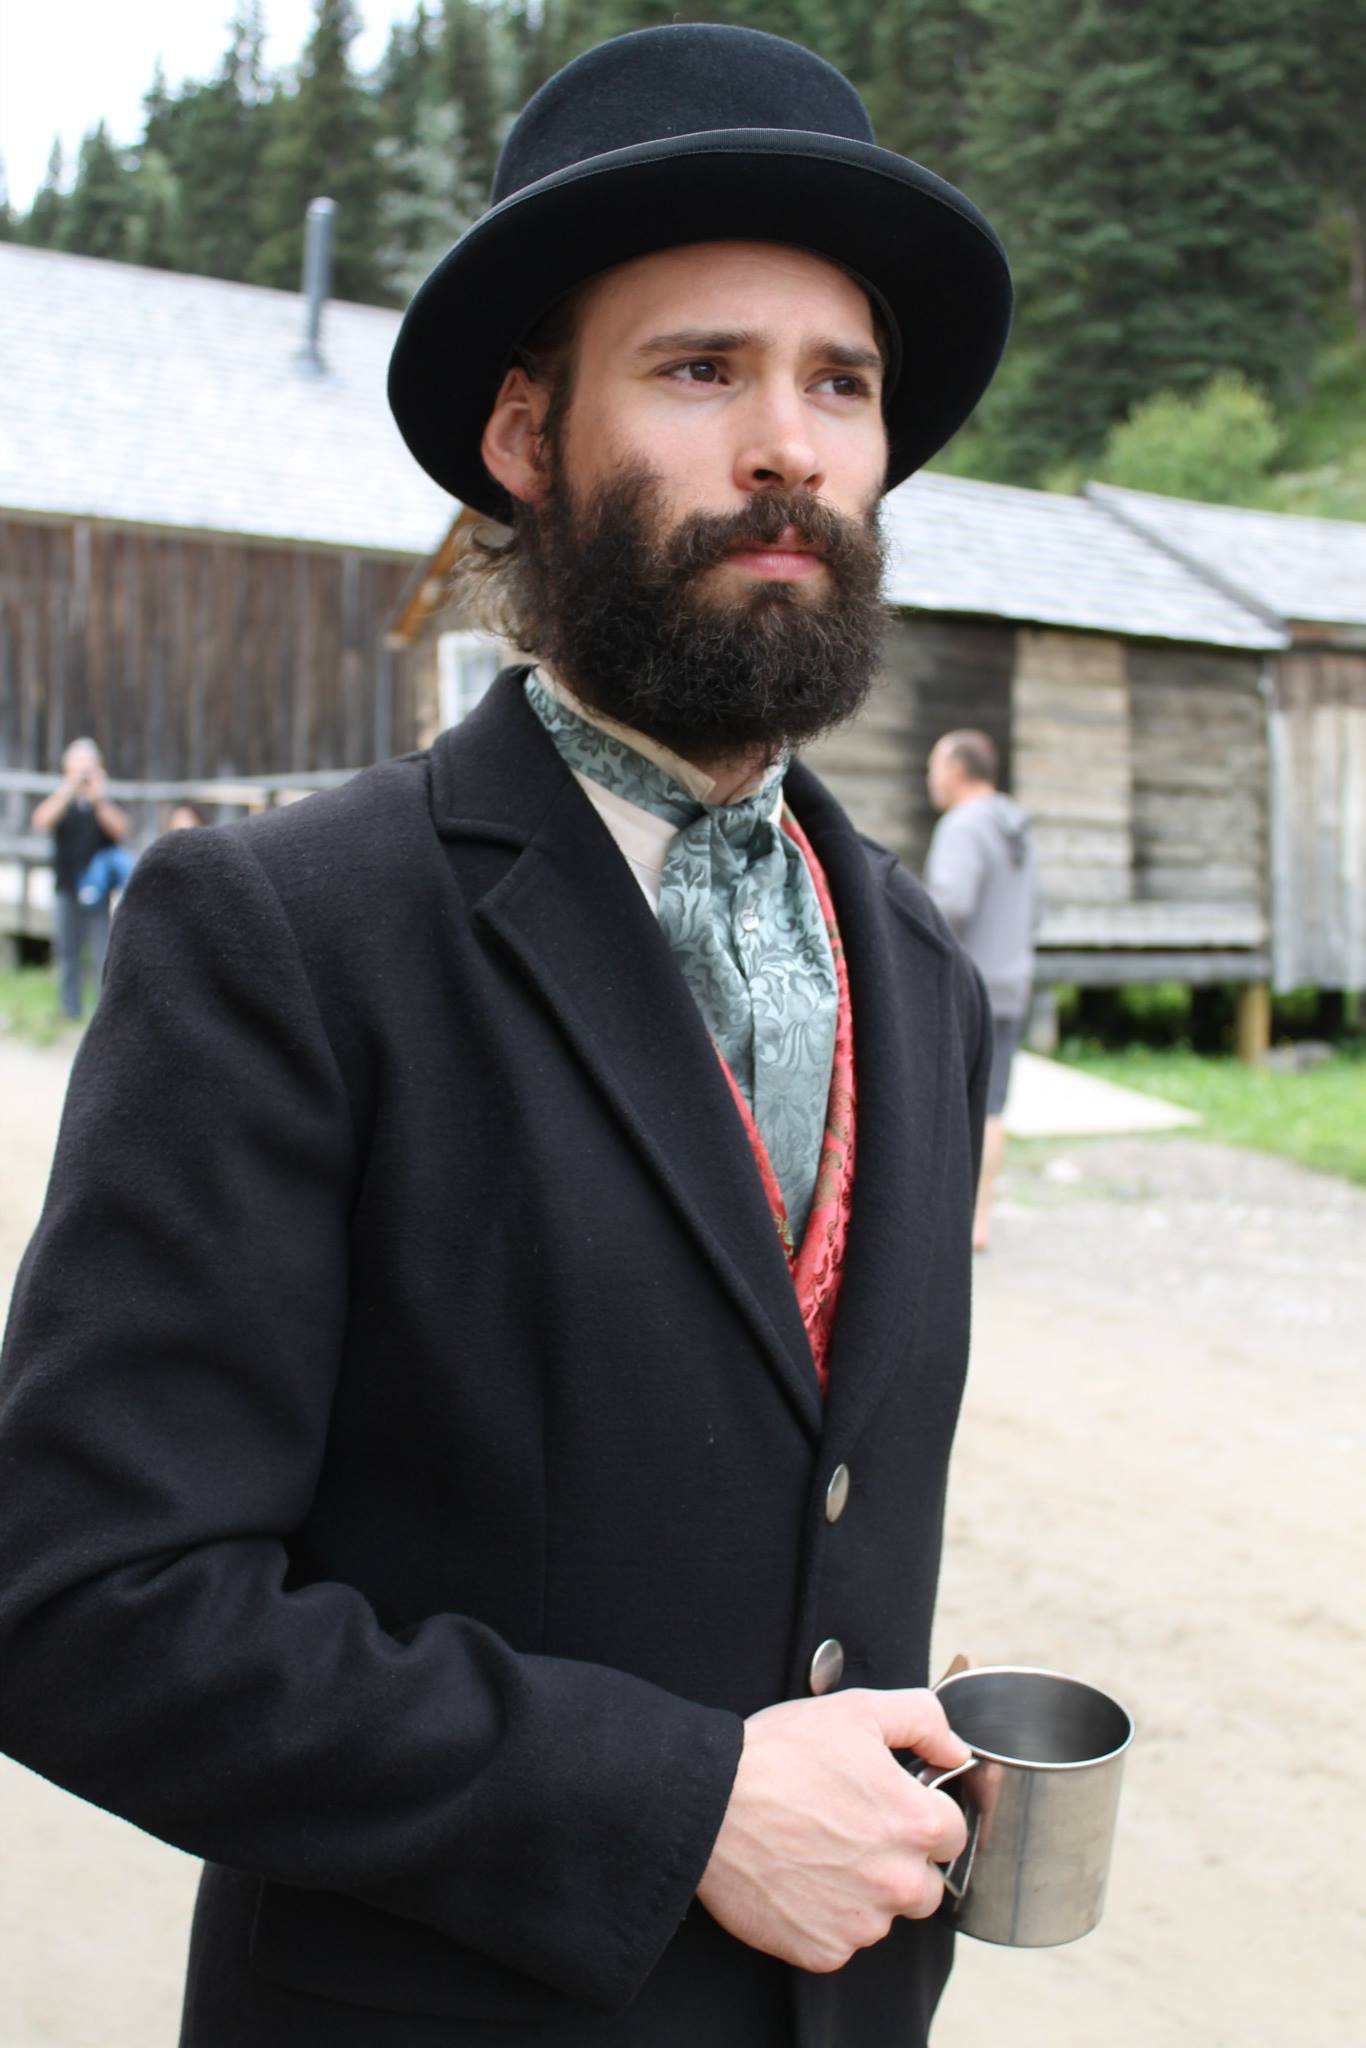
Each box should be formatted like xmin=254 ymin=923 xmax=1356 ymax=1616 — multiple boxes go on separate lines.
xmin=1269 ymin=648 xmax=1366 ymax=991
xmin=805 ymin=615 xmax=1274 ymax=976
xmin=1128 ymin=646 xmax=1269 ymax=910
xmin=809 ymin=617 xmax=1145 ymax=914
xmin=0 ymin=515 xmax=434 ymax=823
xmin=1011 ymin=627 xmax=1133 ymax=908
xmin=802 ymin=615 xmax=1015 ymax=868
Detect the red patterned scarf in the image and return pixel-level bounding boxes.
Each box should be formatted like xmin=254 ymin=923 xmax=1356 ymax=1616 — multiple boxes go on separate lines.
xmin=712 ymin=809 xmax=856 ymax=1395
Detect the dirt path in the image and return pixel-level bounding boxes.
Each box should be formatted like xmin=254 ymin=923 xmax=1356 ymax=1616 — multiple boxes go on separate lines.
xmin=2 ymin=1043 xmax=1363 ymax=2046
xmin=933 ymin=1137 xmax=1366 ymax=2048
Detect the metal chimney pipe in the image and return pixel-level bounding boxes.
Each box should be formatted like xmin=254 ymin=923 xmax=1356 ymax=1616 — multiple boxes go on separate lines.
xmin=298 ymin=196 xmax=336 ymax=375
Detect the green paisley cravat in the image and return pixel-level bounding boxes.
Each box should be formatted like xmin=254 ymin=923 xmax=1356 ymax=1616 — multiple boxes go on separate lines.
xmin=526 ymin=671 xmax=838 ymax=1243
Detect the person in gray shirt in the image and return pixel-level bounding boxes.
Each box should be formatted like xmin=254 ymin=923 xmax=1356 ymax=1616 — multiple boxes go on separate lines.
xmin=925 ymin=729 xmax=1038 ymax=1250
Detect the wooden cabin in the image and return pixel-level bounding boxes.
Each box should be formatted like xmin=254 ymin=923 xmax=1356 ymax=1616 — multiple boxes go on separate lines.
xmin=804 ymin=474 xmax=1287 ymax=1028
xmin=0 ymin=243 xmax=452 ymax=936
xmin=1087 ymin=485 xmax=1366 ymax=999
xmin=395 ymin=472 xmax=1313 ymax=1044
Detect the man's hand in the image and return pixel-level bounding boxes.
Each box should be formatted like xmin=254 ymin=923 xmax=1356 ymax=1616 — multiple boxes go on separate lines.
xmin=696 ymin=1688 xmax=970 ymax=1974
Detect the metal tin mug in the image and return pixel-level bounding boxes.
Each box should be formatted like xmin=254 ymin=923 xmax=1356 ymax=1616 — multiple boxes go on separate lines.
xmin=919 ymin=1665 xmax=1134 ymax=1948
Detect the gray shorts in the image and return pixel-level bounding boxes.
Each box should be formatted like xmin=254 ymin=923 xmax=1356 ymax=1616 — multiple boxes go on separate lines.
xmin=987 ymin=1014 xmax=1023 ymax=1117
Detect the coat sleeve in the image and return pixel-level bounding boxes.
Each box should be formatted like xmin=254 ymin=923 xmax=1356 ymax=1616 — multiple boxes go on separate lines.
xmin=0 ymin=827 xmax=742 ymax=2013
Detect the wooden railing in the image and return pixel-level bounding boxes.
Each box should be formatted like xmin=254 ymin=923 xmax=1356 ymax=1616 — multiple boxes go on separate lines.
xmin=0 ymin=767 xmax=361 ymax=953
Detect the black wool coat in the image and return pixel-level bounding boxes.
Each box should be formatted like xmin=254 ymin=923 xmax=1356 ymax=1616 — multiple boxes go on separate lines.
xmin=0 ymin=674 xmax=989 ymax=2048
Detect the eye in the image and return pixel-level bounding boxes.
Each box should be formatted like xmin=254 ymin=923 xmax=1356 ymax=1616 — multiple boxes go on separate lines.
xmin=663 ymin=359 xmax=727 ymax=385
xmin=815 ymin=372 xmax=874 ymax=399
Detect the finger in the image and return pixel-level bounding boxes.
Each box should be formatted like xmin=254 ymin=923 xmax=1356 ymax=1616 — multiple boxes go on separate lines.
xmin=865 ymin=1687 xmax=972 ymax=1768
xmin=890 ymin=1853 xmax=947 ymax=1923
xmin=885 ymin=1768 xmax=970 ymax=1862
xmin=917 ymin=1784 xmax=970 ymax=1864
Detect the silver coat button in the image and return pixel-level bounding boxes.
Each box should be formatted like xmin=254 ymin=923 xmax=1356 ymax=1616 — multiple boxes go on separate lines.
xmin=825 ymin=1463 xmax=850 ymax=1524
xmin=808 ymin=1637 xmax=845 ymax=1695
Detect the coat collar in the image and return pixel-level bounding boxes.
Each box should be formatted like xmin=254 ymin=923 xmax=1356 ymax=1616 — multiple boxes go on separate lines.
xmin=428 ymin=673 xmax=957 ymax=1450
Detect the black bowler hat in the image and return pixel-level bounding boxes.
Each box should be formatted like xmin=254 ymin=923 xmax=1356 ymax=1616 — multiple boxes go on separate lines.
xmin=388 ymin=23 xmax=1012 ymax=522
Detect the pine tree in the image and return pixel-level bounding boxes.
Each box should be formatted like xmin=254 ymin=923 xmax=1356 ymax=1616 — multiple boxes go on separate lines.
xmin=60 ymin=122 xmax=135 ymax=261
xmin=124 ymin=149 xmax=183 ymax=269
xmin=0 ymin=162 xmax=15 ymax=242
xmin=863 ymin=0 xmax=986 ymax=180
xmin=141 ymin=59 xmax=177 ymax=161
xmin=376 ymin=5 xmax=433 ymax=149
xmin=1295 ymin=0 xmax=1366 ymax=344
xmin=23 ymin=140 xmax=68 ymax=249
xmin=511 ymin=0 xmax=587 ymax=107
xmin=170 ymin=7 xmax=270 ymax=280
xmin=439 ymin=0 xmax=502 ymax=204
xmin=957 ymin=0 xmax=1328 ymax=481
xmin=538 ymin=0 xmax=621 ymax=82
xmin=378 ymin=97 xmax=480 ymax=300
xmin=252 ymin=0 xmax=385 ymax=301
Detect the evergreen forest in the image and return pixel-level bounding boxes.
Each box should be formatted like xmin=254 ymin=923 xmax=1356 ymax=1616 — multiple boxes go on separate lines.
xmin=4 ymin=0 xmax=1365 ymax=515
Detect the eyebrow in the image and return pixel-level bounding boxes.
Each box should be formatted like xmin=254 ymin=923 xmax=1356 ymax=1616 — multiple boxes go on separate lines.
xmin=631 ymin=328 xmax=884 ymax=373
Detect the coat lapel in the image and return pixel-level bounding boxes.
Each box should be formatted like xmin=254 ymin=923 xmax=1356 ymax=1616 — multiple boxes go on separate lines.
xmin=429 ymin=676 xmax=823 ymax=1439
xmin=784 ymin=762 xmax=956 ymax=1455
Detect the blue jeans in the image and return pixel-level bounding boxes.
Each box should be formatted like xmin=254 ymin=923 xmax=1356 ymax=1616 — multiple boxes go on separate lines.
xmin=76 ymin=844 xmax=136 ymax=906
xmin=53 ymin=891 xmax=111 ymax=1019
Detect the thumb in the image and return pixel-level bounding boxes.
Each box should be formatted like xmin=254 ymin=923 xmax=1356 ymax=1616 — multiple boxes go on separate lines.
xmin=864 ymin=1686 xmax=972 ymax=1769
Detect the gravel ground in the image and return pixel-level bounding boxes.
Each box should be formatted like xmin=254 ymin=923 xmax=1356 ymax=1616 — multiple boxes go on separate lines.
xmin=2 ymin=1042 xmax=1363 ymax=2046
xmin=933 ymin=1136 xmax=1366 ymax=2048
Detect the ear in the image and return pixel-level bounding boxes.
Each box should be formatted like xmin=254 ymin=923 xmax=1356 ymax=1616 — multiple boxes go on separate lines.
xmin=481 ymin=366 xmax=552 ymax=507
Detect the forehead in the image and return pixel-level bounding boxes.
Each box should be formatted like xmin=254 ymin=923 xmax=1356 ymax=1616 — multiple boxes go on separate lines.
xmin=576 ymin=242 xmax=879 ymax=350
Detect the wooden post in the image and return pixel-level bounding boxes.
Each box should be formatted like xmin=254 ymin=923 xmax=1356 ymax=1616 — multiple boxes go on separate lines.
xmin=1236 ymin=981 xmax=1271 ymax=1065
xmin=1025 ymin=985 xmax=1060 ymax=1056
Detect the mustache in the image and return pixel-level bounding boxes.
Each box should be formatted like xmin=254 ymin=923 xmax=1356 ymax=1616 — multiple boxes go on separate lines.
xmin=509 ymin=457 xmax=888 ymax=756
xmin=661 ymin=489 xmax=883 ymax=580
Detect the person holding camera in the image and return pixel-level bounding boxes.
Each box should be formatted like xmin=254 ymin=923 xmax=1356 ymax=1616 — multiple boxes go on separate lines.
xmin=30 ymin=737 xmax=131 ymax=1019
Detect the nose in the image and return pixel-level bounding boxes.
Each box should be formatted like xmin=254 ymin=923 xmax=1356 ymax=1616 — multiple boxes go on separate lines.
xmin=732 ymin=384 xmax=824 ymax=497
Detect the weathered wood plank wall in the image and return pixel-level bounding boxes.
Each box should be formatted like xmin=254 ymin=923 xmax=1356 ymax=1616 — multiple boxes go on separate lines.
xmin=805 ymin=617 xmax=1276 ymax=970
xmin=1128 ymin=647 xmax=1269 ymax=907
xmin=1012 ymin=628 xmax=1133 ymax=907
xmin=1270 ymin=650 xmax=1366 ymax=990
xmin=804 ymin=616 xmax=1014 ymax=867
xmin=0 ymin=516 xmax=434 ymax=832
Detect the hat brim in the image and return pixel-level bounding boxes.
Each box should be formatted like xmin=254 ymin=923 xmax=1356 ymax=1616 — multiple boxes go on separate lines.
xmin=388 ymin=128 xmax=1013 ymax=522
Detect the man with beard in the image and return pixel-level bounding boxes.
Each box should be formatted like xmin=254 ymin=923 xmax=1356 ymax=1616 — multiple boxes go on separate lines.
xmin=0 ymin=25 xmax=1012 ymax=2048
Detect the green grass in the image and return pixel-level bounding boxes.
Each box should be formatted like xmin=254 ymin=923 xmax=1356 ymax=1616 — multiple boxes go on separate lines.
xmin=0 ymin=966 xmax=86 ymax=1048
xmin=1057 ymin=1043 xmax=1366 ymax=1187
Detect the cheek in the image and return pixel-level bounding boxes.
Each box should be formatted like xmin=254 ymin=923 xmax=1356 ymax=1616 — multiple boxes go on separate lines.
xmin=825 ymin=419 xmax=889 ymax=506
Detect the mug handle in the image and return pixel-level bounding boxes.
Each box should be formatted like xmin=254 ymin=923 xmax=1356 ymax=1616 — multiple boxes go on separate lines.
xmin=909 ymin=1754 xmax=980 ymax=1904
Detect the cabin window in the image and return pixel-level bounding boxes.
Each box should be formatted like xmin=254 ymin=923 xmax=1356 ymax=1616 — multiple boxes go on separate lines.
xmin=437 ymin=631 xmax=502 ymax=727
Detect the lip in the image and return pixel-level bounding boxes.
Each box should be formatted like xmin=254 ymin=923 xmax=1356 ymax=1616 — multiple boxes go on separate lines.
xmin=723 ymin=530 xmax=826 ymax=581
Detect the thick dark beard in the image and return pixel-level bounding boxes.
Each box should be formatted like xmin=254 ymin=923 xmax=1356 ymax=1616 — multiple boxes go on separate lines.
xmin=511 ymin=461 xmax=889 ymax=759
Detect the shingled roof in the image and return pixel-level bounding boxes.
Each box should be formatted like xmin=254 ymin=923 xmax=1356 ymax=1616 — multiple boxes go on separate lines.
xmin=0 ymin=243 xmax=451 ymax=556
xmin=1085 ymin=483 xmax=1366 ymax=630
xmin=1 ymin=243 xmax=1353 ymax=648
xmin=884 ymin=472 xmax=1285 ymax=650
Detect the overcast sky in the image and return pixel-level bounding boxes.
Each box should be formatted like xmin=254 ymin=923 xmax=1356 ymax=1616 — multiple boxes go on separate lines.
xmin=0 ymin=1 xmax=418 ymax=212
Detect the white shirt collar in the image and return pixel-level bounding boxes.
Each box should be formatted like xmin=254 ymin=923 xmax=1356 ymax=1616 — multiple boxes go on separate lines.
xmin=535 ymin=670 xmax=785 ymax=911
xmin=537 ymin=669 xmax=778 ymax=807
